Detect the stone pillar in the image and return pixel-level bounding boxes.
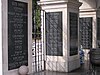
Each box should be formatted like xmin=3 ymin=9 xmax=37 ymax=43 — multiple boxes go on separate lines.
xmin=39 ymin=0 xmax=82 ymax=72
xmin=0 ymin=0 xmax=3 ymax=75
xmin=79 ymin=0 xmax=100 ymax=60
xmin=79 ymin=0 xmax=97 ymax=49
xmin=2 ymin=0 xmax=32 ymax=75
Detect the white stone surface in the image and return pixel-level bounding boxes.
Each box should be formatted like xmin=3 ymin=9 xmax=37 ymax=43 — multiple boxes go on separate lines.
xmin=46 ymin=61 xmax=67 ymax=72
xmin=68 ymin=58 xmax=80 ymax=72
xmin=18 ymin=66 xmax=29 ymax=75
xmin=10 ymin=71 xmax=19 ymax=75
xmin=83 ymin=49 xmax=90 ymax=61
xmin=0 ymin=0 xmax=3 ymax=75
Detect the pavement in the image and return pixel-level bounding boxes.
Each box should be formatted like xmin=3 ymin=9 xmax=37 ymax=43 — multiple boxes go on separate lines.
xmin=30 ymin=61 xmax=100 ymax=75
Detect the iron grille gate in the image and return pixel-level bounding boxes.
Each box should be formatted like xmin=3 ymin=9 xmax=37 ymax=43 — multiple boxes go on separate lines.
xmin=32 ymin=4 xmax=44 ymax=73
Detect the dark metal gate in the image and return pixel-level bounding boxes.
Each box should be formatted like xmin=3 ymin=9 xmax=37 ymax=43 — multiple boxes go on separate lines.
xmin=32 ymin=2 xmax=45 ymax=73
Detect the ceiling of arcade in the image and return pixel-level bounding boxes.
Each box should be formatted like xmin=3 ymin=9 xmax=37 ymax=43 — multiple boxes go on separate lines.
xmin=79 ymin=0 xmax=100 ymax=10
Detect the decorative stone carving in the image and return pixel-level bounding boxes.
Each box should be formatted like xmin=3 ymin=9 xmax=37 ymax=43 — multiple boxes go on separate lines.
xmin=18 ymin=66 xmax=29 ymax=75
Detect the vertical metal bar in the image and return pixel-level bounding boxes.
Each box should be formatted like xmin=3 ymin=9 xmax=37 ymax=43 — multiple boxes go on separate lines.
xmin=33 ymin=1 xmax=37 ymax=72
xmin=38 ymin=37 xmax=39 ymax=72
xmin=34 ymin=7 xmax=37 ymax=73
xmin=43 ymin=10 xmax=46 ymax=71
xmin=40 ymin=10 xmax=42 ymax=72
xmin=36 ymin=7 xmax=38 ymax=72
xmin=52 ymin=13 xmax=54 ymax=74
xmin=40 ymin=8 xmax=42 ymax=72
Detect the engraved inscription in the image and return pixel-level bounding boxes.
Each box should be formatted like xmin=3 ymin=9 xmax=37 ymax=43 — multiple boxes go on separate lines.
xmin=8 ymin=0 xmax=28 ymax=70
xmin=70 ymin=12 xmax=78 ymax=56
xmin=45 ymin=12 xmax=63 ymax=56
xmin=79 ymin=17 xmax=92 ymax=49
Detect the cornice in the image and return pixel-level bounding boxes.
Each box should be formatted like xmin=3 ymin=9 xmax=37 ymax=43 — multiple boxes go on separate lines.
xmin=38 ymin=0 xmax=67 ymax=6
xmin=80 ymin=8 xmax=98 ymax=12
xmin=38 ymin=0 xmax=82 ymax=8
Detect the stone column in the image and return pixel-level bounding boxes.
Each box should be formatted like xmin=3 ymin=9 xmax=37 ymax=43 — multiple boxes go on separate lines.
xmin=39 ymin=0 xmax=82 ymax=72
xmin=2 ymin=0 xmax=32 ymax=75
xmin=79 ymin=0 xmax=97 ymax=49
xmin=0 ymin=0 xmax=3 ymax=75
xmin=79 ymin=0 xmax=100 ymax=61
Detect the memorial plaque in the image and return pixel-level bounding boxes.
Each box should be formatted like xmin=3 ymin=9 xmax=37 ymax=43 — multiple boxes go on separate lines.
xmin=97 ymin=18 xmax=100 ymax=40
xmin=8 ymin=0 xmax=28 ymax=70
xmin=69 ymin=12 xmax=78 ymax=56
xmin=79 ymin=17 xmax=92 ymax=49
xmin=45 ymin=12 xmax=63 ymax=56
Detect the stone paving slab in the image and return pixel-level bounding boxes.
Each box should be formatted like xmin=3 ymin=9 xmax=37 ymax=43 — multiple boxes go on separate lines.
xmin=30 ymin=61 xmax=100 ymax=75
xmin=30 ymin=70 xmax=100 ymax=75
xmin=30 ymin=66 xmax=100 ymax=75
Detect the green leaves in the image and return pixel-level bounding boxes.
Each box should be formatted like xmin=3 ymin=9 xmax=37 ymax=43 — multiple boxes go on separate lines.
xmin=32 ymin=0 xmax=41 ymax=39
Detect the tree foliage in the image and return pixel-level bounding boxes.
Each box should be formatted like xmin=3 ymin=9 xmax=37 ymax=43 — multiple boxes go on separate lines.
xmin=32 ymin=0 xmax=41 ymax=39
